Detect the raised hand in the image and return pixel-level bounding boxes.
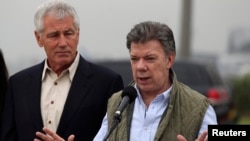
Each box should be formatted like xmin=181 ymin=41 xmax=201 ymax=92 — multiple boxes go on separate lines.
xmin=34 ymin=127 xmax=75 ymax=141
xmin=177 ymin=131 xmax=208 ymax=141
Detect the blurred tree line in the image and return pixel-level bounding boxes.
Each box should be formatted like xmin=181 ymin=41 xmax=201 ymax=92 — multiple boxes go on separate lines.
xmin=231 ymin=73 xmax=250 ymax=116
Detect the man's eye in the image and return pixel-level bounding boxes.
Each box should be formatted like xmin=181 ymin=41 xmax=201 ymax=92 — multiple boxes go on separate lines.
xmin=65 ymin=32 xmax=74 ymax=36
xmin=64 ymin=30 xmax=76 ymax=36
xmin=146 ymin=58 xmax=155 ymax=62
xmin=131 ymin=58 xmax=138 ymax=61
xmin=147 ymin=58 xmax=155 ymax=60
xmin=47 ymin=35 xmax=57 ymax=38
xmin=47 ymin=33 xmax=58 ymax=38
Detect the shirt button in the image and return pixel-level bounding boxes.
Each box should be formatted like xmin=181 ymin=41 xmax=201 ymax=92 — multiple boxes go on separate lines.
xmin=54 ymin=82 xmax=57 ymax=85
xmin=51 ymin=101 xmax=54 ymax=104
xmin=48 ymin=120 xmax=51 ymax=124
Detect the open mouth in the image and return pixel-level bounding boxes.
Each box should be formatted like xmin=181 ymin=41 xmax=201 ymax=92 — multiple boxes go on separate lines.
xmin=138 ymin=77 xmax=149 ymax=82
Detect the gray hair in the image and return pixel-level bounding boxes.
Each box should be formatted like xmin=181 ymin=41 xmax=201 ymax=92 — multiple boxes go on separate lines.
xmin=34 ymin=0 xmax=80 ymax=33
xmin=126 ymin=21 xmax=176 ymax=56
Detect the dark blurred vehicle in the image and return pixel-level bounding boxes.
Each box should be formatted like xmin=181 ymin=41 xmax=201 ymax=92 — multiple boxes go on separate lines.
xmin=172 ymin=59 xmax=239 ymax=124
xmin=95 ymin=59 xmax=239 ymax=124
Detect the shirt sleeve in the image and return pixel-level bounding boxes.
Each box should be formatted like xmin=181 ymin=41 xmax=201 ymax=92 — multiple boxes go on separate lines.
xmin=93 ymin=113 xmax=108 ymax=141
xmin=198 ymin=105 xmax=218 ymax=136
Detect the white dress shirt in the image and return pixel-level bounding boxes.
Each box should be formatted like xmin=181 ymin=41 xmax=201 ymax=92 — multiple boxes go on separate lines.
xmin=40 ymin=53 xmax=80 ymax=132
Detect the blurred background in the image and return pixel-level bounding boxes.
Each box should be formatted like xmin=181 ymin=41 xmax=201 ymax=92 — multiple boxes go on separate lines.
xmin=0 ymin=0 xmax=250 ymax=124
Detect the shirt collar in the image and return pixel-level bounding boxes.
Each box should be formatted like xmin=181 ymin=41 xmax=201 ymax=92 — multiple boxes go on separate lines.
xmin=41 ymin=52 xmax=80 ymax=81
xmin=134 ymin=84 xmax=173 ymax=104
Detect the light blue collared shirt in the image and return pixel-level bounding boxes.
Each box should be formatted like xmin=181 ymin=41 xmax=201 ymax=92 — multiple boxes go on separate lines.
xmin=93 ymin=85 xmax=217 ymax=141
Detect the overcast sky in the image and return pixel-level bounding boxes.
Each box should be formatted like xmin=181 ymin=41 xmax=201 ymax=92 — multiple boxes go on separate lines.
xmin=1 ymin=0 xmax=250 ymax=75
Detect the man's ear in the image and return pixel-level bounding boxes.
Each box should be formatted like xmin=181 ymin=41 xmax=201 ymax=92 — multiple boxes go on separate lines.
xmin=166 ymin=53 xmax=176 ymax=69
xmin=34 ymin=30 xmax=43 ymax=47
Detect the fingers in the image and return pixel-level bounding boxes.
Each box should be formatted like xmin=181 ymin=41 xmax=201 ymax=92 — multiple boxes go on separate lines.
xmin=42 ymin=127 xmax=64 ymax=140
xmin=196 ymin=131 xmax=208 ymax=141
xmin=35 ymin=127 xmax=65 ymax=141
xmin=68 ymin=135 xmax=75 ymax=141
xmin=176 ymin=134 xmax=187 ymax=141
xmin=35 ymin=127 xmax=75 ymax=141
xmin=35 ymin=131 xmax=59 ymax=141
xmin=35 ymin=131 xmax=52 ymax=141
xmin=177 ymin=131 xmax=208 ymax=141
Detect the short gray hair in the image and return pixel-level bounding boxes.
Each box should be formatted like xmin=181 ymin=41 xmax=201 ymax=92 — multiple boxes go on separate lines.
xmin=126 ymin=21 xmax=176 ymax=56
xmin=34 ymin=0 xmax=80 ymax=33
